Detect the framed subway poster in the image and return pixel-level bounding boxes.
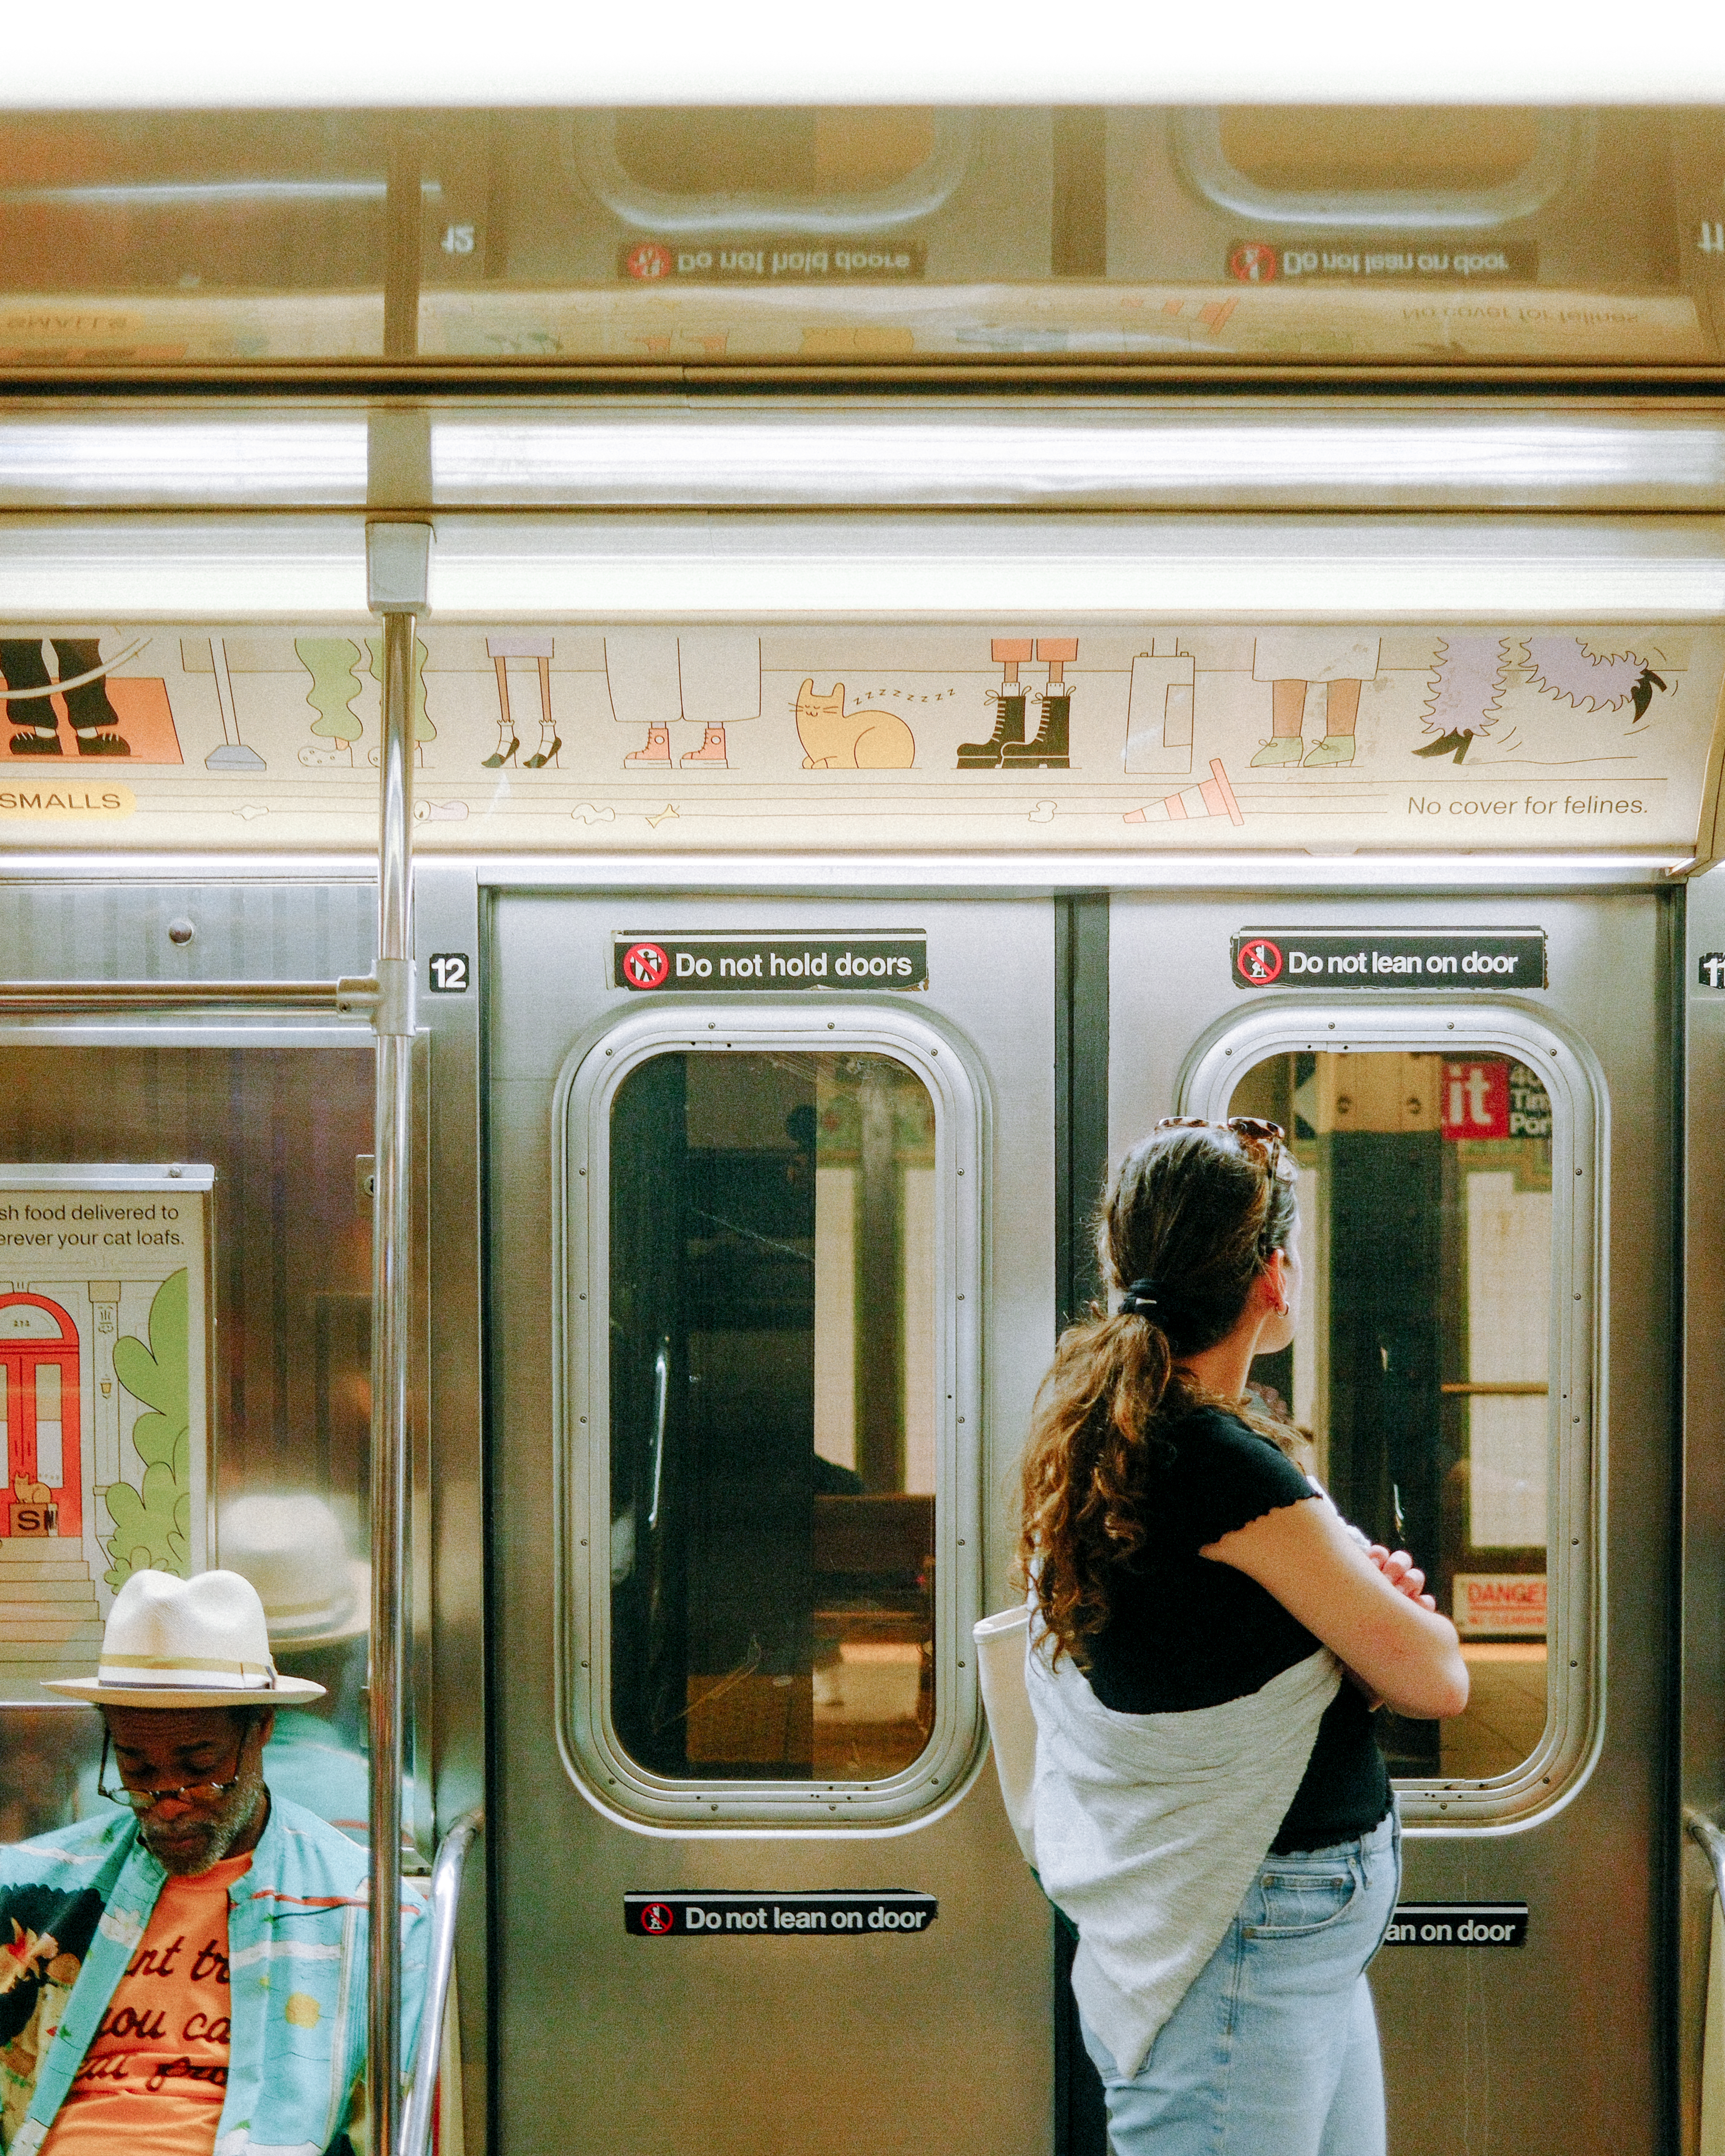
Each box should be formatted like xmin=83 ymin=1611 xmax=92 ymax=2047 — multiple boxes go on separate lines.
xmin=0 ymin=1164 xmax=214 ymax=1703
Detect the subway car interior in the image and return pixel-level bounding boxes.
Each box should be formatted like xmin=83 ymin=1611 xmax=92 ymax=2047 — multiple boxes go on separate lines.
xmin=3 ymin=79 xmax=1725 ymax=2156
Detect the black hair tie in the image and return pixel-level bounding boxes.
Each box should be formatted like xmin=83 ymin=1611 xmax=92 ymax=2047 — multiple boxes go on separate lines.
xmin=1118 ymin=1278 xmax=1162 ymax=1318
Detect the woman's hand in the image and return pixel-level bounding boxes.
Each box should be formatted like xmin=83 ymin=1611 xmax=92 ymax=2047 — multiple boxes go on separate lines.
xmin=1366 ymin=1545 xmax=1438 ymax=1611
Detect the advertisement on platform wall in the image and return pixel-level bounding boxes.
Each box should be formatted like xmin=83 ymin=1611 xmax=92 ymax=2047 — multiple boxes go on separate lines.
xmin=0 ymin=1165 xmax=212 ymax=1703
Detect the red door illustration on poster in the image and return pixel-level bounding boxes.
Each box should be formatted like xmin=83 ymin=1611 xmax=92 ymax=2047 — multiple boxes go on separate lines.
xmin=0 ymin=1295 xmax=82 ymax=1540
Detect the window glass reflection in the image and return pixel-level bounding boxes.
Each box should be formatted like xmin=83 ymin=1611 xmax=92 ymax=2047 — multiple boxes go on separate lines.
xmin=1229 ymin=1050 xmax=1553 ymax=1781
xmin=608 ymin=1050 xmax=937 ymax=1784
xmin=612 ymin=109 xmax=938 ymax=200
xmin=1215 ymin=108 xmax=1544 ymax=195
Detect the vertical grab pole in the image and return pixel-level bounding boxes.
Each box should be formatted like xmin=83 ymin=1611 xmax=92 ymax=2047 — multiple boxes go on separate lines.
xmin=366 ymin=522 xmax=430 ymax=2156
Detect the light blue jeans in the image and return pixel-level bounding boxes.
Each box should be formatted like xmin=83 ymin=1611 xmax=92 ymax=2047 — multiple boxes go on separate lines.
xmin=1081 ymin=1808 xmax=1401 ymax=2156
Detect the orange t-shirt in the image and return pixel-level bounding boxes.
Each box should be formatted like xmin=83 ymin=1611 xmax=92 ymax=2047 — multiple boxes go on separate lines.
xmin=41 ymin=1851 xmax=250 ymax=2156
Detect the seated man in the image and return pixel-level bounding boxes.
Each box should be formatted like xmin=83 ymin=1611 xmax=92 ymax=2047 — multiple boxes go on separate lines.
xmin=0 ymin=1568 xmax=428 ymax=2156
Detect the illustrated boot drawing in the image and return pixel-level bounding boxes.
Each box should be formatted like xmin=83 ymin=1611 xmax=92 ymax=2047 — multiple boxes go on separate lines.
xmin=3 ymin=638 xmax=131 ymax=757
xmin=958 ymin=638 xmax=1033 ymax=768
xmin=680 ymin=724 xmax=729 ymax=767
xmin=484 ymin=647 xmax=520 ymax=767
xmin=1001 ymin=638 xmax=1076 ymax=771
xmin=2 ymin=627 xmax=62 ymax=755
xmin=625 ymin=723 xmax=672 ymax=767
xmin=59 ymin=639 xmax=130 ymax=755
xmin=1301 ymin=678 xmax=1360 ymax=766
xmin=523 ymin=652 xmax=561 ymax=768
xmin=1250 ymin=677 xmax=1308 ymax=767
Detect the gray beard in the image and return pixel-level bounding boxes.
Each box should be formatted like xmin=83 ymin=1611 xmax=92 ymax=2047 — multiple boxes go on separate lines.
xmin=141 ymin=1789 xmax=263 ymax=1876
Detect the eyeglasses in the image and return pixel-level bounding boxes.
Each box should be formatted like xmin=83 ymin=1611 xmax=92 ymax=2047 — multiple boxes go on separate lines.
xmin=96 ymin=1729 xmax=247 ymax=1813
xmin=1155 ymin=1114 xmax=1295 ymax=1183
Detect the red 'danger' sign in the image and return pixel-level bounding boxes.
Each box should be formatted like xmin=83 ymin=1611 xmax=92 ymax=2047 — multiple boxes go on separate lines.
xmin=1452 ymin=1573 xmax=1547 ymax=1636
xmin=1440 ymin=1060 xmax=1510 ymax=1140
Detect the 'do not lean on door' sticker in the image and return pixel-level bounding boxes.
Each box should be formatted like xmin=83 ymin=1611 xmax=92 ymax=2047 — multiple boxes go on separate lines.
xmin=1382 ymin=1902 xmax=1528 ymax=1948
xmin=625 ymin=1890 xmax=938 ymax=1937
xmin=1232 ymin=930 xmax=1547 ymax=990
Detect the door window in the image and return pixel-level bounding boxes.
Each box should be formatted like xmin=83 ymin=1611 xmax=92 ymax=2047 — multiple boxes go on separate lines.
xmin=1175 ymin=106 xmax=1577 ymax=228
xmin=568 ymin=108 xmax=974 ymax=237
xmin=611 ymin=110 xmax=939 ymax=201
xmin=562 ymin=1007 xmax=983 ymax=1825
xmin=1186 ymin=1007 xmax=1600 ymax=1824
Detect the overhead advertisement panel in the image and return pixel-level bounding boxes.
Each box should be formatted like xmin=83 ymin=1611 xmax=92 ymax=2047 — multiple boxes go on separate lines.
xmin=0 ymin=622 xmax=1718 ymax=856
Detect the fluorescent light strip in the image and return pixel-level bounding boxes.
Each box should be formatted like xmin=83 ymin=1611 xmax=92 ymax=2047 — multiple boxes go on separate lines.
xmin=4 ymin=5 xmax=1725 ymax=105
xmin=0 ymin=426 xmax=368 ymax=507
xmin=0 ymin=518 xmax=368 ymax=617
xmin=428 ymin=514 xmax=1725 ymax=620
xmin=431 ymin=418 xmax=1725 ymax=508
xmin=13 ymin=851 xmax=1686 ymax=892
xmin=3 ymin=512 xmax=1720 ymax=622
xmin=463 ymin=851 xmax=1691 ymax=890
xmin=3 ymin=414 xmax=1720 ymax=514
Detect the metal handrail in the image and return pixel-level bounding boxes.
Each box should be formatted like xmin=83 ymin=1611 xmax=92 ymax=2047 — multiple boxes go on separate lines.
xmin=0 ymin=976 xmax=380 ymax=1014
xmin=398 ymin=1807 xmax=484 ymax=2156
xmin=368 ymin=581 xmax=422 ymax=2156
xmin=1686 ymin=1808 xmax=1725 ymax=1904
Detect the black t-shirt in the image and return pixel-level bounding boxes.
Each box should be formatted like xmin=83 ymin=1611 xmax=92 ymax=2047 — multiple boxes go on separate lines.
xmin=1083 ymin=1405 xmax=1391 ymax=1855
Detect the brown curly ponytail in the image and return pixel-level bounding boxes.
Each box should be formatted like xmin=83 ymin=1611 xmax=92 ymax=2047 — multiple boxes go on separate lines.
xmin=1015 ymin=1123 xmax=1300 ymax=1667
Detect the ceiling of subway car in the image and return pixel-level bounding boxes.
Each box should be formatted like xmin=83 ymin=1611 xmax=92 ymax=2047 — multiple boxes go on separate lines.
xmin=5 ymin=0 xmax=1725 ymax=107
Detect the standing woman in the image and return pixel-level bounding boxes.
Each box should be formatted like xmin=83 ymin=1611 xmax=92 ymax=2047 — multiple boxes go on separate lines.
xmin=1018 ymin=1118 xmax=1468 ymax=2156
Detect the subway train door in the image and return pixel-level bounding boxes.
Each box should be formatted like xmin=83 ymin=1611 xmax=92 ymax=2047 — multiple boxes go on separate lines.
xmin=485 ymin=892 xmax=1061 ymax=2156
xmin=1108 ymin=888 xmax=1673 ymax=2156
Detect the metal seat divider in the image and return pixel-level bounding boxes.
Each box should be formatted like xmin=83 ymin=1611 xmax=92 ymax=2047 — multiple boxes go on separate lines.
xmin=399 ymin=1804 xmax=485 ymax=2156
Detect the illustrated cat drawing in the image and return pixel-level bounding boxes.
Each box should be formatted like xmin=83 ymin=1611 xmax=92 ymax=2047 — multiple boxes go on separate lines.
xmin=795 ymin=680 xmax=915 ymax=770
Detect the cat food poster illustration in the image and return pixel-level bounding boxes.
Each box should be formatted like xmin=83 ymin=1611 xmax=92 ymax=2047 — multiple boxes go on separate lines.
xmin=0 ymin=625 xmax=1717 ymax=854
xmin=0 ymin=1168 xmax=211 ymax=1703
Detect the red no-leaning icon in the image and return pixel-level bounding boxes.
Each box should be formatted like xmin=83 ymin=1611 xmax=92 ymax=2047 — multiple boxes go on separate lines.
xmin=641 ymin=1902 xmax=675 ymax=1934
xmin=625 ymin=243 xmax=675 ymax=280
xmin=1237 ymin=938 xmax=1283 ymax=985
xmin=1228 ymin=241 xmax=1280 ymax=283
xmin=622 ymin=942 xmax=671 ymax=989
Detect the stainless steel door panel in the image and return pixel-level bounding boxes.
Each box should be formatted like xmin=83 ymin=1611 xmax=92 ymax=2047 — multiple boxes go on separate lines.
xmin=1108 ymin=889 xmax=1674 ymax=2156
xmin=486 ymin=892 xmax=1058 ymax=2156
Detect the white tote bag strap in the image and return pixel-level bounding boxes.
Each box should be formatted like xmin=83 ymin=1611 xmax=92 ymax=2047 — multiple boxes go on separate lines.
xmin=973 ymin=1604 xmax=1038 ymax=1866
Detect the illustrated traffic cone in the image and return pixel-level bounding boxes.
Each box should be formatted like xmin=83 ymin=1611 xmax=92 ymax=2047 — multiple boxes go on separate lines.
xmin=1124 ymin=758 xmax=1244 ymax=826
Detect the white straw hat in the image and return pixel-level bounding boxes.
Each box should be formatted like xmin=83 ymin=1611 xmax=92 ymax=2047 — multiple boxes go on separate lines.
xmin=42 ymin=1568 xmax=324 ymax=1709
xmin=220 ymin=1492 xmax=370 ymax=1649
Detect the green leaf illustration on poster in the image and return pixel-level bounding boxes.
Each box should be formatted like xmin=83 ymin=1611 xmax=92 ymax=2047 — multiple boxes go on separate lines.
xmin=368 ymin=633 xmax=436 ymax=740
xmin=297 ymin=636 xmax=364 ymax=744
xmin=103 ymin=1268 xmax=192 ymax=1590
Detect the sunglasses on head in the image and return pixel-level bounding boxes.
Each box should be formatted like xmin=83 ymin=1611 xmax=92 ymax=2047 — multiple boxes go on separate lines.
xmin=1155 ymin=1114 xmax=1295 ymax=1182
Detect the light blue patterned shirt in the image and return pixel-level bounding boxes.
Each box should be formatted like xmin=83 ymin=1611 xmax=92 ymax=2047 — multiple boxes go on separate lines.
xmin=0 ymin=1794 xmax=428 ymax=2156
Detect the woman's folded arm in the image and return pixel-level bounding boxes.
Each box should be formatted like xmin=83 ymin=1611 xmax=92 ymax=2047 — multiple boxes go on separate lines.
xmin=1200 ymin=1497 xmax=1471 ymax=1721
